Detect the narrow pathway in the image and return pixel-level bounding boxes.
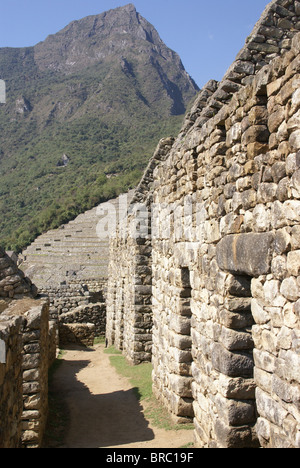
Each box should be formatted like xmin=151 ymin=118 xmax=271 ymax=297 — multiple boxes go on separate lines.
xmin=48 ymin=344 xmax=194 ymax=449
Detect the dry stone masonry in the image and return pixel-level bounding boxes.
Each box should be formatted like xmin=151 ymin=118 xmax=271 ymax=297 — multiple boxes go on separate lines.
xmin=0 ymin=249 xmax=50 ymax=448
xmin=107 ymin=0 xmax=300 ymax=449
xmin=0 ymin=255 xmax=55 ymax=447
xmin=1 ymin=0 xmax=300 ymax=450
xmin=106 ymin=137 xmax=174 ymax=364
xmin=20 ymin=194 xmax=134 ymax=348
xmin=0 ymin=247 xmax=37 ymax=300
xmin=0 ymin=246 xmax=107 ymax=446
xmin=58 ymin=302 xmax=106 ymax=346
xmin=0 ymin=314 xmax=24 ymax=448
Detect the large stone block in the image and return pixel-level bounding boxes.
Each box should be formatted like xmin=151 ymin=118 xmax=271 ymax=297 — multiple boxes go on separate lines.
xmin=215 ymin=393 xmax=256 ymax=426
xmin=214 ymin=418 xmax=258 ymax=448
xmin=216 ymin=233 xmax=274 ymax=277
xmin=212 ymin=342 xmax=254 ymax=378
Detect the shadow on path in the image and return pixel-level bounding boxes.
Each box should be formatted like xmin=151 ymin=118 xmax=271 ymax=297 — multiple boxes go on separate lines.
xmin=47 ymin=345 xmax=155 ymax=448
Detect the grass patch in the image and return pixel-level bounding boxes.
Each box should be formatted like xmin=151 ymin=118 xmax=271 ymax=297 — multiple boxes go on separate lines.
xmin=103 ymin=345 xmax=122 ymax=355
xmin=43 ymin=350 xmax=70 ymax=448
xmin=109 ymin=355 xmax=153 ymax=401
xmin=93 ymin=336 xmax=106 ymax=345
xmin=104 ymin=346 xmax=194 ymax=433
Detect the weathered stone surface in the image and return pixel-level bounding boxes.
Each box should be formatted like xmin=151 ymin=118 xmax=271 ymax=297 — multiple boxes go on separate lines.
xmin=0 ymin=247 xmax=37 ymax=300
xmin=215 ymin=393 xmax=256 ymax=426
xmin=216 ymin=233 xmax=274 ymax=277
xmin=220 ymin=327 xmax=253 ymax=351
xmin=59 ymin=322 xmax=95 ymax=347
xmin=59 ymin=302 xmax=106 ymax=338
xmin=225 ymin=275 xmax=252 ymax=297
xmin=218 ymin=375 xmax=256 ymax=400
xmin=251 ymin=299 xmax=270 ymax=325
xmin=0 ymin=299 xmax=50 ymax=448
xmin=214 ymin=418 xmax=257 ymax=448
xmin=287 ymin=250 xmax=300 ymax=276
xmin=212 ymin=343 xmax=254 ymax=378
xmin=107 ymin=8 xmax=300 ymax=450
xmin=280 ymin=277 xmax=300 ymax=301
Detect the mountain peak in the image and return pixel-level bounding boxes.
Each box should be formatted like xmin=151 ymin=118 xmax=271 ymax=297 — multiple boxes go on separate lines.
xmin=33 ymin=4 xmax=166 ymax=73
xmin=0 ymin=3 xmax=199 ymax=251
xmin=120 ymin=3 xmax=136 ymax=11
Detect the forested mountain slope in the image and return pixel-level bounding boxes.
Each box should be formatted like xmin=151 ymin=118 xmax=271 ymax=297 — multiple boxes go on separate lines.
xmin=0 ymin=3 xmax=199 ymax=251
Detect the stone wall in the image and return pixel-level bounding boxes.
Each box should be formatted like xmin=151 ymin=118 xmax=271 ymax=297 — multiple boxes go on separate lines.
xmin=21 ymin=301 xmax=50 ymax=448
xmin=59 ymin=322 xmax=95 ymax=347
xmin=0 ymin=314 xmax=25 ymax=448
xmin=58 ymin=302 xmax=106 ymax=346
xmin=106 ymin=0 xmax=300 ymax=449
xmin=39 ymin=279 xmax=103 ymax=320
xmin=39 ymin=279 xmax=106 ymax=348
xmin=0 ymin=248 xmax=54 ymax=448
xmin=181 ymin=0 xmax=300 ymax=134
xmin=0 ymin=299 xmax=52 ymax=448
xmin=151 ymin=30 xmax=300 ymax=448
xmin=0 ymin=247 xmax=37 ymax=300
xmin=106 ymin=137 xmax=174 ymax=364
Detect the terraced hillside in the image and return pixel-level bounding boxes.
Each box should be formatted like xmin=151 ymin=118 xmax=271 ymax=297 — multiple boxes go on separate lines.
xmin=20 ymin=191 xmax=134 ymax=288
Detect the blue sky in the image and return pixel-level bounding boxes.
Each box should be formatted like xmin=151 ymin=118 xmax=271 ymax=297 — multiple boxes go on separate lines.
xmin=0 ymin=0 xmax=270 ymax=88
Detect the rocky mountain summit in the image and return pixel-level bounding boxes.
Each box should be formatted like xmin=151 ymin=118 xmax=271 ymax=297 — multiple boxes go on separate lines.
xmin=32 ymin=3 xmax=198 ymax=114
xmin=0 ymin=4 xmax=199 ymax=251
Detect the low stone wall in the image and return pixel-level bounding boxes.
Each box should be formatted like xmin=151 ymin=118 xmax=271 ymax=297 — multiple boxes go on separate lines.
xmin=39 ymin=282 xmax=92 ymax=321
xmin=39 ymin=279 xmax=106 ymax=349
xmin=59 ymin=323 xmax=95 ymax=347
xmin=59 ymin=302 xmax=106 ymax=342
xmin=69 ymin=278 xmax=107 ymax=296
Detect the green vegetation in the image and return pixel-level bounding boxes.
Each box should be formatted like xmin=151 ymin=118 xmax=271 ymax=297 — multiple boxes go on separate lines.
xmin=0 ymin=61 xmax=185 ymax=252
xmin=104 ymin=345 xmax=153 ymax=401
xmin=104 ymin=345 xmax=194 ymax=432
xmin=43 ymin=350 xmax=69 ymax=448
xmin=0 ymin=7 xmax=198 ymax=252
xmin=93 ymin=336 xmax=106 ymax=345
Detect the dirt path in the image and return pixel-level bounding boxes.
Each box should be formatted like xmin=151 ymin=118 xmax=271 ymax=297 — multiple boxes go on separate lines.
xmin=49 ymin=344 xmax=194 ymax=449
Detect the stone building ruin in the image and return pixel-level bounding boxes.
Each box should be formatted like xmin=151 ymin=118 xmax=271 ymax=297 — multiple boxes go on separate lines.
xmin=0 ymin=190 xmax=132 ymax=447
xmin=19 ymin=195 xmax=129 ymax=348
xmin=1 ymin=0 xmax=300 ymax=450
xmin=0 ymin=247 xmax=56 ymax=448
xmin=106 ymin=0 xmax=300 ymax=448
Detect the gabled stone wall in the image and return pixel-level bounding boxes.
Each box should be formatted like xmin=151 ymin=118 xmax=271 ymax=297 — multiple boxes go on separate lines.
xmin=0 ymin=247 xmax=37 ymax=300
xmin=181 ymin=0 xmax=300 ymax=133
